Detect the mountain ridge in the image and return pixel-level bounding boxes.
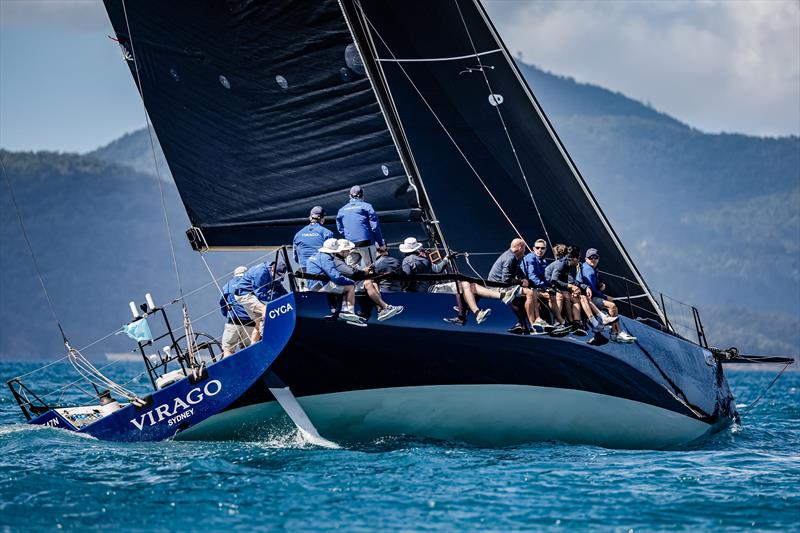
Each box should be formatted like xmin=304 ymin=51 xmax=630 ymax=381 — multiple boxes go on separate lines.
xmin=2 ymin=61 xmax=797 ymax=359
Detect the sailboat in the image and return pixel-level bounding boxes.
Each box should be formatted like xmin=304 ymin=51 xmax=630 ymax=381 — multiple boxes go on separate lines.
xmin=96 ymin=0 xmax=789 ymax=449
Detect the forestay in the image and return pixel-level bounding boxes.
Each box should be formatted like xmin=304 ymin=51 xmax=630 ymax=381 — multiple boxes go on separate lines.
xmin=343 ymin=0 xmax=663 ymax=321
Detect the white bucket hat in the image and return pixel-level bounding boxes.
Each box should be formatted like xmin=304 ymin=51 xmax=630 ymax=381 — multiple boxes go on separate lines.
xmin=336 ymin=239 xmax=355 ymax=253
xmin=399 ymin=237 xmax=423 ymax=253
xmin=319 ymin=237 xmax=339 ymax=254
xmin=233 ymin=266 xmax=248 ymax=276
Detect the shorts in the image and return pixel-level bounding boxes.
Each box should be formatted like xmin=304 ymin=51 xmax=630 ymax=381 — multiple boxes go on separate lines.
xmin=592 ymin=296 xmax=611 ymax=308
xmin=234 ymin=293 xmax=266 ymax=322
xmin=354 ymin=244 xmax=376 ymax=267
xmin=221 ymin=323 xmax=255 ymax=353
xmin=316 ymin=281 xmax=347 ymax=294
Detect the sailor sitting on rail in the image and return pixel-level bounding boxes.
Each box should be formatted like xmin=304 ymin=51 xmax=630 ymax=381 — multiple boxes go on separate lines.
xmin=372 ymin=245 xmax=402 ymax=293
xmin=399 ymin=237 xmax=450 ymax=293
xmin=305 ymin=238 xmax=361 ymax=322
xmin=334 ymin=239 xmax=403 ymax=322
xmin=545 ymin=243 xmax=575 ymax=330
xmin=233 ymin=261 xmax=274 ymax=343
xmin=579 ymin=248 xmax=635 ymax=344
xmin=219 ymin=266 xmax=256 ymax=356
xmin=445 ymin=239 xmax=524 ymax=327
xmin=487 ymin=238 xmax=539 ymax=334
xmin=549 ymin=245 xmax=613 ymax=338
xmin=293 ymin=206 xmax=335 ymax=271
xmin=521 ymin=239 xmax=562 ymax=327
xmin=336 ymin=185 xmax=384 ymax=267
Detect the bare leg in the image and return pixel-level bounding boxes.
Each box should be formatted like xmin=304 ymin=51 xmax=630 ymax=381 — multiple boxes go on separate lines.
xmin=364 ymin=279 xmax=388 ymax=310
xmin=470 ymin=283 xmax=503 ymax=300
xmin=602 ymin=299 xmax=620 ymax=333
xmin=579 ymin=295 xmax=596 ymax=318
xmin=459 ymin=281 xmax=481 ymax=314
xmin=542 ymin=292 xmax=562 ymax=323
xmin=251 ymin=302 xmax=267 ymax=343
xmin=342 ymin=285 xmax=356 ymax=310
xmin=557 ymin=291 xmax=573 ymax=322
xmin=523 ymin=288 xmax=539 ymax=325
xmin=570 ymin=293 xmax=582 ymax=321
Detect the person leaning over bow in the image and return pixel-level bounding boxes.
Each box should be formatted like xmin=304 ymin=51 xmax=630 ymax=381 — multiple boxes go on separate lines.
xmin=293 ymin=206 xmax=335 ymax=271
xmin=305 ymin=238 xmax=361 ymax=322
xmin=399 ymin=237 xmax=450 ymax=293
xmin=580 ymin=248 xmax=635 ymax=343
xmin=233 ymin=261 xmax=273 ymax=343
xmin=219 ymin=266 xmax=256 ymax=356
xmin=333 ymin=239 xmax=404 ymax=322
xmin=521 ymin=239 xmax=561 ymax=327
xmin=336 ymin=185 xmax=384 ymax=267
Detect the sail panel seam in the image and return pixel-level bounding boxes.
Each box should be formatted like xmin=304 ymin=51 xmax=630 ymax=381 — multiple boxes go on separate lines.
xmin=375 ymin=49 xmax=502 ymax=63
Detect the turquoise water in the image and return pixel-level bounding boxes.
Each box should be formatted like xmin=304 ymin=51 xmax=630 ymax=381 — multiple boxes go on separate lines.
xmin=1 ymin=361 xmax=798 ymax=531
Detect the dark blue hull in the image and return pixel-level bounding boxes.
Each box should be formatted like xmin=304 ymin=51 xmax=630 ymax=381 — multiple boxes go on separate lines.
xmin=200 ymin=291 xmax=736 ymax=448
xmin=29 ymin=294 xmax=296 ymax=442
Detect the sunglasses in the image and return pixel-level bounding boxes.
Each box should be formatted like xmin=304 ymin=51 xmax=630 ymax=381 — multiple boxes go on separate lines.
xmin=534 ymin=246 xmax=546 ymax=250
xmin=588 ymin=255 xmax=599 ymax=260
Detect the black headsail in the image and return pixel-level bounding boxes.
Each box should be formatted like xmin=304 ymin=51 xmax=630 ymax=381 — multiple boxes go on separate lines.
xmin=102 ymin=0 xmax=427 ymax=249
xmin=342 ymin=0 xmax=664 ymax=321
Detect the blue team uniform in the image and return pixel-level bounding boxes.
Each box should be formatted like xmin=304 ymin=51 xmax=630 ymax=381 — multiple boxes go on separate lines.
xmin=336 ymin=198 xmax=384 ymax=246
xmin=305 ymin=252 xmax=355 ymax=290
xmin=293 ymin=222 xmax=335 ymax=269
xmin=521 ymin=253 xmax=549 ymax=289
xmin=219 ymin=276 xmax=253 ymax=323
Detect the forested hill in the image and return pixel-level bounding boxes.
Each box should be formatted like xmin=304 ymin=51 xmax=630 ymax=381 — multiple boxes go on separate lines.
xmin=1 ymin=61 xmax=798 ymax=360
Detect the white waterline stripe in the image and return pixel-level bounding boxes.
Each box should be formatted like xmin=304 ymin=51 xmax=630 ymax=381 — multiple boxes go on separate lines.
xmin=376 ymin=48 xmax=501 ymax=63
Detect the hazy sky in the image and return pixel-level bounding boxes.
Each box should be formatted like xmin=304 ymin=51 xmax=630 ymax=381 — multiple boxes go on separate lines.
xmin=1 ymin=0 xmax=798 ymax=153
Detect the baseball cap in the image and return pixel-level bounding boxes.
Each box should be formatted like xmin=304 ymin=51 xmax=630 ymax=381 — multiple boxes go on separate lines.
xmin=585 ymin=248 xmax=599 ymax=259
xmin=349 ymin=185 xmax=363 ymax=198
xmin=310 ymin=206 xmax=325 ymax=218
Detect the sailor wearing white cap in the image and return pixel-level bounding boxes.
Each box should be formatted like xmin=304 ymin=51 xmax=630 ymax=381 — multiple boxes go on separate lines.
xmin=219 ymin=266 xmax=256 ymax=356
xmin=399 ymin=237 xmax=450 ymax=294
xmin=333 ymin=239 xmax=404 ymax=322
xmin=305 ymin=238 xmax=360 ymax=322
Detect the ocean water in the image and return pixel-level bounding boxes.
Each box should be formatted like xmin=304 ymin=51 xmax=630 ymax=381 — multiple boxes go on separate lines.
xmin=0 ymin=361 xmax=797 ymax=532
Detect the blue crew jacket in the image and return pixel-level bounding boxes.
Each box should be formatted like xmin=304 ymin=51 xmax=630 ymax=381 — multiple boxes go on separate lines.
xmin=521 ymin=253 xmax=549 ymax=289
xmin=236 ymin=263 xmax=273 ymax=302
xmin=336 ymin=198 xmax=384 ymax=246
xmin=219 ymin=277 xmax=252 ymax=322
xmin=306 ymin=251 xmax=355 ymax=290
xmin=579 ymin=262 xmax=607 ymax=299
xmin=293 ymin=222 xmax=335 ymax=268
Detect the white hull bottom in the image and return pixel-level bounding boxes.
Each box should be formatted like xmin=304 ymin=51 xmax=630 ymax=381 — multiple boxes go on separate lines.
xmin=177 ymin=384 xmax=716 ymax=449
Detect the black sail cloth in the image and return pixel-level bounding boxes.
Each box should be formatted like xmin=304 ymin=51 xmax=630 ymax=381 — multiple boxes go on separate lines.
xmin=345 ymin=0 xmax=662 ymax=320
xmin=102 ymin=0 xmax=424 ymax=248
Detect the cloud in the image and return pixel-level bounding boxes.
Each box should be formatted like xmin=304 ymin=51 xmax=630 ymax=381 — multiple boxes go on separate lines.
xmin=483 ymin=0 xmax=800 ymax=137
xmin=0 ymin=0 xmax=109 ymax=32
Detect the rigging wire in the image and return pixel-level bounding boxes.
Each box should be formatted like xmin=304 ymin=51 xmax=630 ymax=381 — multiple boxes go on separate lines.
xmin=739 ymin=362 xmax=792 ymax=417
xmin=0 ymin=156 xmax=69 ymax=346
xmin=119 ymin=0 xmax=184 ymax=300
xmin=452 ymin=0 xmax=553 ymax=251
xmin=356 ymin=2 xmax=529 ymax=247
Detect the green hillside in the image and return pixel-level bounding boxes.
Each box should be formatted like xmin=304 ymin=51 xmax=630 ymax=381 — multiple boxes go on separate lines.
xmin=2 ymin=62 xmax=798 ymax=358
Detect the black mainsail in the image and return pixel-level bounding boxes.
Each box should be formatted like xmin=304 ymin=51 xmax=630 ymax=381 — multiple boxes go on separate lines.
xmin=103 ymin=0 xmax=662 ymax=322
xmin=102 ymin=0 xmax=425 ymax=249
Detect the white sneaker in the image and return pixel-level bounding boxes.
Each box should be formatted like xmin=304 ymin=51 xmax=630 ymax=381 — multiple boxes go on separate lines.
xmin=476 ymin=308 xmax=492 ymax=324
xmin=377 ymin=305 xmax=404 ymax=322
xmin=533 ymin=318 xmax=550 ymax=328
xmin=617 ymin=331 xmax=636 ymax=343
xmin=501 ymin=286 xmax=521 ymax=305
xmin=602 ymin=314 xmax=619 ymax=326
xmin=338 ymin=311 xmax=362 ymax=323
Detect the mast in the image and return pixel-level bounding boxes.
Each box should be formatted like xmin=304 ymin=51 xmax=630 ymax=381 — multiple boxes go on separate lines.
xmin=338 ymin=0 xmax=452 ymax=258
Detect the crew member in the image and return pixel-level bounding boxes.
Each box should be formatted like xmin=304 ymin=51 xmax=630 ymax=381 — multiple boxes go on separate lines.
xmin=334 ymin=239 xmax=403 ymax=322
xmin=234 ymin=262 xmax=273 ymax=343
xmin=522 ymin=239 xmax=560 ymax=327
xmin=305 ymin=238 xmax=360 ymax=322
xmin=293 ymin=206 xmax=335 ymax=271
xmin=336 ymin=185 xmax=384 ymax=267
xmin=581 ymin=248 xmax=635 ymax=343
xmin=399 ymin=237 xmax=449 ymax=293
xmin=219 ymin=266 xmax=256 ymax=356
